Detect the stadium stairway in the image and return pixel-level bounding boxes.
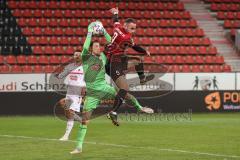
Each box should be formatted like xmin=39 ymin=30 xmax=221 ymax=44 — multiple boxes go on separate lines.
xmin=181 ymin=0 xmax=240 ymax=71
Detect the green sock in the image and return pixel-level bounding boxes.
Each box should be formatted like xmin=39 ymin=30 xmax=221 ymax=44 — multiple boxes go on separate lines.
xmin=129 ymin=95 xmax=142 ymax=111
xmin=76 ymin=124 xmax=87 ymax=149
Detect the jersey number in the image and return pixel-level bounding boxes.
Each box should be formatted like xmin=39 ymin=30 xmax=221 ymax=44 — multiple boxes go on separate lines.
xmin=111 ymin=32 xmax=118 ymax=43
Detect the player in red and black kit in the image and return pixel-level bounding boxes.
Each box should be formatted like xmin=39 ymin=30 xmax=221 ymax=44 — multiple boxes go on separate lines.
xmin=105 ymin=8 xmax=154 ymax=125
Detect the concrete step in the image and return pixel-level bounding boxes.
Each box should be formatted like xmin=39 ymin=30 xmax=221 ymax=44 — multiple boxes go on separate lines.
xmin=181 ymin=0 xmax=240 ymax=71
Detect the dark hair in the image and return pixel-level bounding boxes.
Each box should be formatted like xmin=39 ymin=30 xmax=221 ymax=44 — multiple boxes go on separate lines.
xmin=90 ymin=40 xmax=100 ymax=49
xmin=74 ymin=49 xmax=82 ymax=53
xmin=125 ymin=18 xmax=136 ymax=24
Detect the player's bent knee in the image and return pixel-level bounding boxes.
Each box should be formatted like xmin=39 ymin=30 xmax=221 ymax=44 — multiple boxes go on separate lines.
xmin=118 ymin=89 xmax=128 ymax=99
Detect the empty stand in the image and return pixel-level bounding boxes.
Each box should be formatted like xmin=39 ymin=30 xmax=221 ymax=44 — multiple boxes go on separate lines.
xmin=0 ymin=0 xmax=230 ymax=73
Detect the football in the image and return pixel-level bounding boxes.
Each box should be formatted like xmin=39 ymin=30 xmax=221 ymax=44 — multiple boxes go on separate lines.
xmin=92 ymin=21 xmax=104 ymax=35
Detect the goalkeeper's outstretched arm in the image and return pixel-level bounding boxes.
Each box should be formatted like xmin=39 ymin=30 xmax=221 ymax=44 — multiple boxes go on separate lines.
xmin=81 ymin=23 xmax=95 ymax=57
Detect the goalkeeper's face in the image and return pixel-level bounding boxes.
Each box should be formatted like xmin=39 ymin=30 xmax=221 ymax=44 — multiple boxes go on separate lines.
xmin=124 ymin=22 xmax=136 ymax=34
xmin=92 ymin=42 xmax=101 ymax=56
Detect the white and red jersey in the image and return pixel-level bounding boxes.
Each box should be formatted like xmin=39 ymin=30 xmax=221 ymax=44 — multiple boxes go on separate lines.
xmin=60 ymin=63 xmax=85 ymax=87
xmin=105 ymin=22 xmax=134 ymax=62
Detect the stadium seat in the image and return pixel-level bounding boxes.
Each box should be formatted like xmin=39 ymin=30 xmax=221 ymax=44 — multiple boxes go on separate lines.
xmin=6 ymin=55 xmax=16 ymax=64
xmin=191 ymin=65 xmax=201 ymax=72
xmin=0 ymin=56 xmax=4 ymax=64
xmin=61 ymin=55 xmax=71 ymax=63
xmin=0 ymin=65 xmax=10 ymax=73
xmin=44 ymin=65 xmax=55 ymax=73
xmin=195 ymin=55 xmax=204 ymax=64
xmin=11 ymin=65 xmax=22 ymax=73
xmin=17 ymin=55 xmax=27 ymax=64
xmin=28 ymin=55 xmax=38 ymax=64
xmin=49 ymin=55 xmax=60 ymax=64
xmin=182 ymin=65 xmax=191 ymax=72
xmin=44 ymin=46 xmax=54 ymax=54
xmin=22 ymin=65 xmax=32 ymax=73
xmin=202 ymin=65 xmax=212 ymax=72
xmin=38 ymin=55 xmax=49 ymax=64
xmin=33 ymin=65 xmax=44 ymax=73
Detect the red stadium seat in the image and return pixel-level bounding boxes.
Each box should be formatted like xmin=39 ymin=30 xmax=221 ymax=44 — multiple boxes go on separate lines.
xmin=48 ymin=1 xmax=58 ymax=9
xmin=17 ymin=18 xmax=28 ymax=27
xmin=0 ymin=65 xmax=10 ymax=73
xmin=28 ymin=55 xmax=38 ymax=64
xmin=191 ymin=65 xmax=201 ymax=72
xmin=44 ymin=27 xmax=53 ymax=36
xmin=6 ymin=55 xmax=16 ymax=64
xmin=61 ymin=55 xmax=71 ymax=63
xmin=49 ymin=37 xmax=58 ymax=45
xmin=33 ymin=65 xmax=44 ymax=73
xmin=144 ymin=56 xmax=154 ymax=63
xmin=39 ymin=18 xmax=48 ymax=27
xmin=39 ymin=36 xmax=48 ymax=45
xmin=33 ymin=9 xmax=42 ymax=18
xmin=22 ymin=9 xmax=32 ymax=18
xmin=223 ymin=65 xmax=231 ymax=72
xmin=65 ymin=27 xmax=74 ymax=36
xmin=49 ymin=56 xmax=60 ymax=64
xmin=28 ymin=18 xmax=37 ymax=27
xmin=0 ymin=56 xmax=4 ymax=64
xmin=38 ymin=1 xmax=47 ymax=9
xmin=33 ymin=27 xmax=42 ymax=36
xmin=55 ymin=46 xmax=64 ymax=55
xmin=44 ymin=46 xmax=54 ymax=54
xmin=59 ymin=37 xmax=69 ymax=45
xmin=33 ymin=46 xmax=43 ymax=54
xmin=43 ymin=10 xmax=52 ymax=18
xmin=202 ymin=65 xmax=212 ymax=72
xmin=49 ymin=19 xmax=58 ymax=27
xmin=165 ymin=55 xmax=174 ymax=64
xmin=195 ymin=55 xmax=204 ymax=64
xmin=44 ymin=65 xmax=55 ymax=73
xmin=70 ymin=37 xmax=80 ymax=45
xmin=59 ymin=19 xmax=68 ymax=27
xmin=182 ymin=65 xmax=191 ymax=72
xmin=216 ymin=56 xmax=224 ymax=64
xmin=38 ymin=55 xmax=49 ymax=64
xmin=22 ymin=65 xmax=32 ymax=73
xmin=11 ymin=65 xmax=22 ymax=73
xmin=22 ymin=27 xmax=32 ymax=36
xmin=12 ymin=9 xmax=22 ymax=18
xmin=17 ymin=55 xmax=27 ymax=64
xmin=185 ymin=55 xmax=194 ymax=64
xmin=175 ymin=55 xmax=184 ymax=64
xmin=212 ymin=65 xmax=222 ymax=72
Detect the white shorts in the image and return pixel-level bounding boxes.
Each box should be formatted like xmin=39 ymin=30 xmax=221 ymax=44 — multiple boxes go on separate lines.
xmin=65 ymin=95 xmax=82 ymax=112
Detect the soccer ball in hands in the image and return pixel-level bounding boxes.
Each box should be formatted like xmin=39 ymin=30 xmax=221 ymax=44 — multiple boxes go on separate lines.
xmin=92 ymin=21 xmax=104 ymax=35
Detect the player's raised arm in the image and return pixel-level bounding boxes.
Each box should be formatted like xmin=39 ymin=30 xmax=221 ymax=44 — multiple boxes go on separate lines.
xmin=81 ymin=22 xmax=95 ymax=57
xmin=109 ymin=7 xmax=120 ymax=25
xmin=102 ymin=25 xmax=111 ymax=43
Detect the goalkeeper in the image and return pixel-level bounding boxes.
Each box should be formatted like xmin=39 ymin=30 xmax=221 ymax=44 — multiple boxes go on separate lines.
xmin=70 ymin=22 xmax=153 ymax=154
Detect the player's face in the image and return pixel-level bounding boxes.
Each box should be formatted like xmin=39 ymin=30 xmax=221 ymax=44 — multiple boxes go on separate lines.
xmin=73 ymin=52 xmax=81 ymax=62
xmin=92 ymin=42 xmax=101 ymax=56
xmin=125 ymin=22 xmax=137 ymax=34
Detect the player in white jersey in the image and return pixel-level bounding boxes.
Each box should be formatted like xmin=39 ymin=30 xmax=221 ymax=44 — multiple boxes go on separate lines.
xmin=57 ymin=51 xmax=86 ymax=141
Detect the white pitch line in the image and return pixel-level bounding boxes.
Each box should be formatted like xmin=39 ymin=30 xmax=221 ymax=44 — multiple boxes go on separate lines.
xmin=0 ymin=134 xmax=239 ymax=159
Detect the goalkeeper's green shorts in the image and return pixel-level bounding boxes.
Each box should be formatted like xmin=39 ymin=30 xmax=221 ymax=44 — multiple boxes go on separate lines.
xmin=83 ymin=84 xmax=117 ymax=112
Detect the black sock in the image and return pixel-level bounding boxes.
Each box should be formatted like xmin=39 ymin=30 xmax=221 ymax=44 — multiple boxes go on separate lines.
xmin=135 ymin=63 xmax=145 ymax=79
xmin=112 ymin=89 xmax=127 ymax=112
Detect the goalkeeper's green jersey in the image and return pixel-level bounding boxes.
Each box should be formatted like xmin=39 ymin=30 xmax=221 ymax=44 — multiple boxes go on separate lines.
xmin=81 ymin=32 xmax=111 ymax=89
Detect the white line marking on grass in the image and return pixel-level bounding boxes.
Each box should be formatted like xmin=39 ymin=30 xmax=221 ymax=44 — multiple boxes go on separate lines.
xmin=0 ymin=134 xmax=239 ymax=159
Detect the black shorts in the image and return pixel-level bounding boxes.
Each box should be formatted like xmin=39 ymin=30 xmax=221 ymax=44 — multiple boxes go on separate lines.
xmin=105 ymin=56 xmax=128 ymax=81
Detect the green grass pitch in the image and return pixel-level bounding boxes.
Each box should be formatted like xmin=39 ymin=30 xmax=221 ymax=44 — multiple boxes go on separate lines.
xmin=0 ymin=113 xmax=239 ymax=160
